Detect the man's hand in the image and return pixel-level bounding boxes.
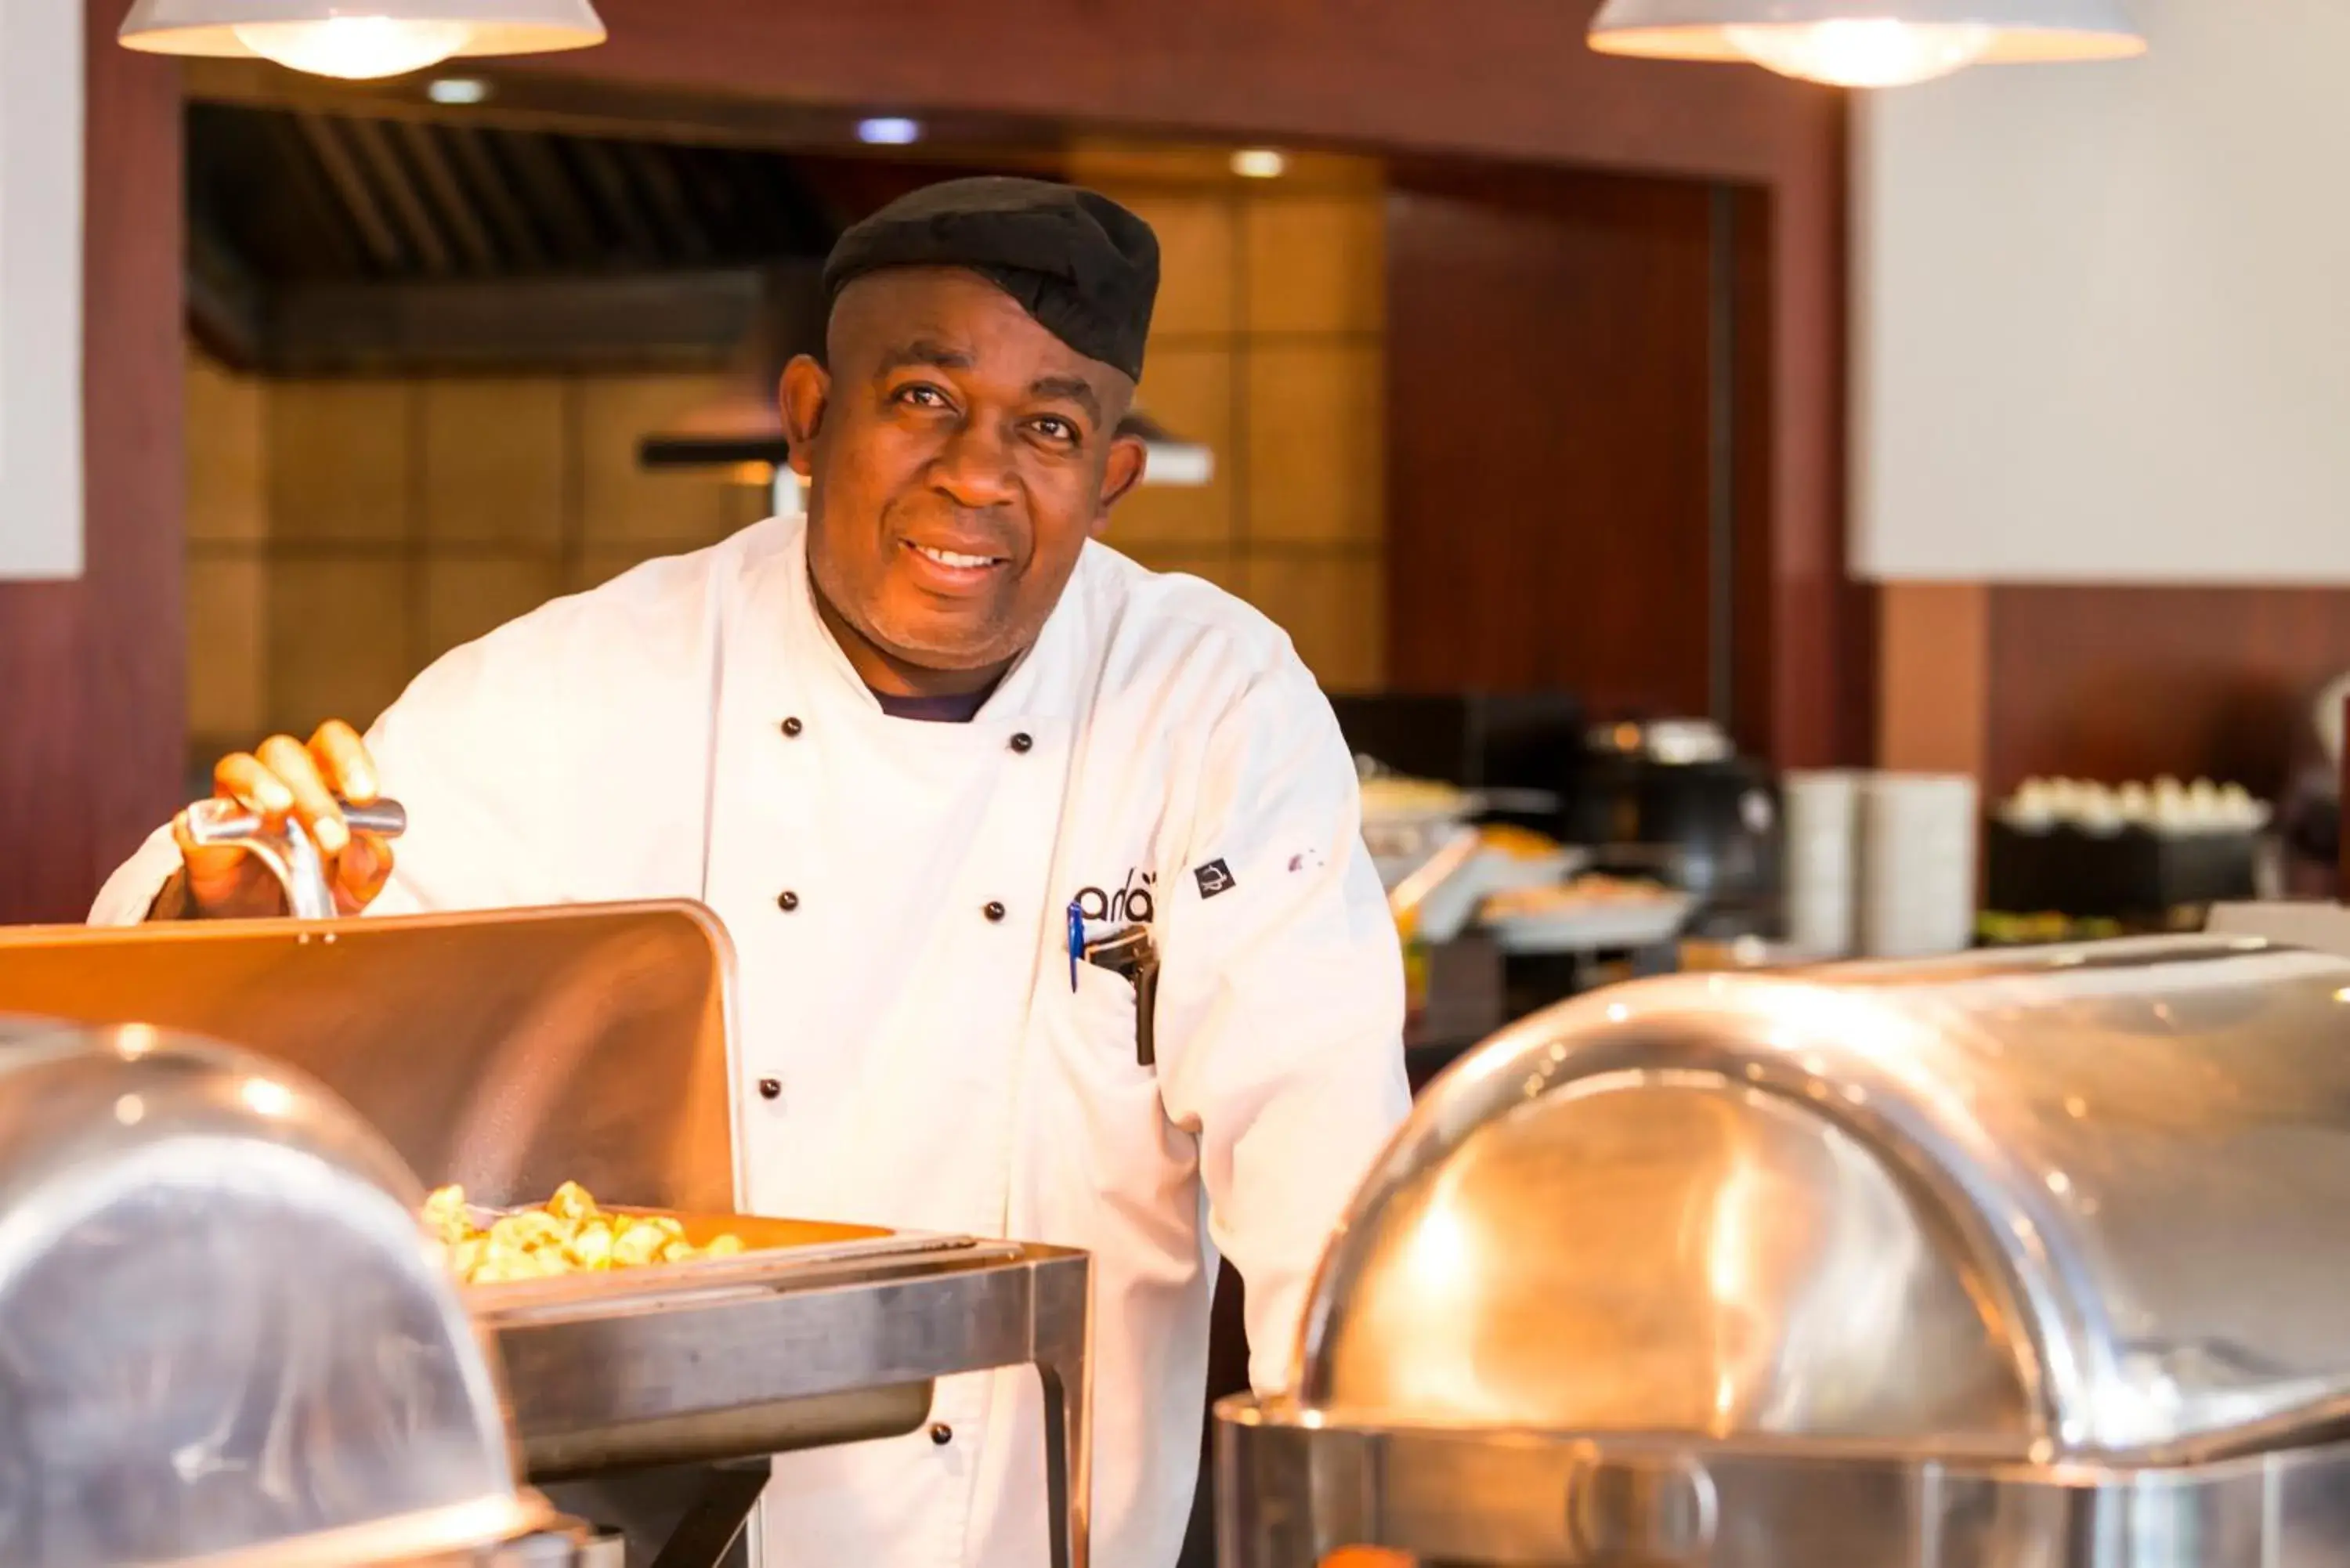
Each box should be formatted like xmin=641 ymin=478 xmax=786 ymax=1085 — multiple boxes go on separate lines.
xmin=169 ymin=721 xmax=395 ymax=918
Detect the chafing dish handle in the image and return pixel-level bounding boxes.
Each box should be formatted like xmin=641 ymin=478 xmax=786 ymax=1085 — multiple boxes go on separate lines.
xmin=183 ymin=796 xmax=408 ymax=920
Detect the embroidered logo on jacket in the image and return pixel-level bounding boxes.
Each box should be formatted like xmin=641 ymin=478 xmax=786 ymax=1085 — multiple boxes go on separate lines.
xmin=1072 ymin=867 xmax=1156 ymax=925
xmin=1194 ymin=859 xmax=1238 ymax=899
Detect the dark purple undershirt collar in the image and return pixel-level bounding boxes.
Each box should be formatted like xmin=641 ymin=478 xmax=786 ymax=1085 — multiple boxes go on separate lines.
xmin=871 ymin=686 xmax=994 ymax=724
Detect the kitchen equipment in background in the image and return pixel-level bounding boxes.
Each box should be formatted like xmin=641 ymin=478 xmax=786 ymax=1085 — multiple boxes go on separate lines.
xmin=1329 ymin=692 xmax=1584 ymax=836
xmin=1386 ymin=821 xmax=1587 ymax=945
xmin=1477 ymin=875 xmax=1692 ymax=955
xmin=1781 ymin=769 xmax=1860 ymax=957
xmin=1356 ymin=765 xmax=1478 ymax=891
xmin=1383 ymin=821 xmax=1485 ymax=944
xmin=2276 ymin=674 xmax=2349 ymax=900
xmin=1859 ymin=771 xmax=1977 ymax=958
xmin=1988 ymin=775 xmax=2265 ymax=921
xmin=2314 ymin=670 xmax=2350 ymax=772
xmin=1562 ymin=717 xmax=1781 ymax=937
xmin=1378 ymin=795 xmax=1596 ymax=1055
xmin=1122 ymin=410 xmax=1215 ymax=487
xmin=1218 ymin=934 xmax=2350 ymax=1567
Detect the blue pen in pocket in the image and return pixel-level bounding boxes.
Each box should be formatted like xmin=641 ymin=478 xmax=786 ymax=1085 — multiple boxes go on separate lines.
xmin=1067 ymin=898 xmax=1084 ymax=992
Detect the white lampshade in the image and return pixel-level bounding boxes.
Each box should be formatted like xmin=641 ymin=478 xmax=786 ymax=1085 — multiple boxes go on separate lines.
xmin=120 ymin=0 xmax=605 ymax=78
xmin=1589 ymin=0 xmax=2143 ymax=87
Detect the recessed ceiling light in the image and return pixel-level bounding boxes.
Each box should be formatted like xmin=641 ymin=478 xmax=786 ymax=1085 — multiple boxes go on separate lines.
xmin=1231 ymin=148 xmax=1287 ymax=179
xmin=857 ymin=117 xmax=922 ymax=146
xmin=428 ymin=75 xmax=490 ymax=104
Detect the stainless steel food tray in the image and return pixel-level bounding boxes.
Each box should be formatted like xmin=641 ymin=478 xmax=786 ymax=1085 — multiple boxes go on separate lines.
xmin=446 ymin=1205 xmax=1009 ymax=1476
xmin=0 ymin=906 xmax=1096 ymax=1568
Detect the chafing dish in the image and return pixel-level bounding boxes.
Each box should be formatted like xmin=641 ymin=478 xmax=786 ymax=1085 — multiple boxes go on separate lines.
xmin=1219 ymin=934 xmax=2350 ymax=1566
xmin=0 ymin=901 xmax=1090 ymax=1568
xmin=0 ymin=1015 xmax=613 ymax=1566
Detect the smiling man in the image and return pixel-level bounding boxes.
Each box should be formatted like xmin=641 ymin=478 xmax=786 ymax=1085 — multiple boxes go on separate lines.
xmin=92 ymin=177 xmax=1410 ymax=1568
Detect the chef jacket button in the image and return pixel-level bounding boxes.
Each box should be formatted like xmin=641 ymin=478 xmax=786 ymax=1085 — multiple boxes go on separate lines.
xmin=1009 ymin=732 xmax=1033 ymax=753
xmin=930 ymin=1423 xmax=953 ymax=1446
xmin=756 ymin=1077 xmax=782 ymax=1101
xmin=780 ymin=716 xmax=804 ymax=738
xmin=776 ymin=890 xmax=800 ymax=912
xmin=983 ymin=901 xmax=1007 ymax=923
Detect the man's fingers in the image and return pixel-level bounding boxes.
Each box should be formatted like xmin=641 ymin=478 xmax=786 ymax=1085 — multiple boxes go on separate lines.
xmin=336 ymin=831 xmax=394 ymax=912
xmin=173 ymin=808 xmax=247 ymax=880
xmin=172 ymin=808 xmax=282 ymax=915
xmin=213 ymin=752 xmax=295 ymax=817
xmin=185 ymin=728 xmax=385 ymax=919
xmin=310 ymin=721 xmax=379 ymax=804
xmin=255 ymin=733 xmax=348 ymax=857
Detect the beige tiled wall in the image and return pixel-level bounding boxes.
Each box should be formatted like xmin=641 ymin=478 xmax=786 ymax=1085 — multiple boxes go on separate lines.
xmin=184 ymin=351 xmax=767 ymax=770
xmin=1070 ymin=143 xmax=1389 ymax=692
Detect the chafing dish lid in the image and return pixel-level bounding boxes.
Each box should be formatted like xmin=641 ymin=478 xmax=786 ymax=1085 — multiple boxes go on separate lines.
xmin=1299 ymin=937 xmax=2350 ymax=1462
xmin=0 ymin=1017 xmax=529 ymax=1568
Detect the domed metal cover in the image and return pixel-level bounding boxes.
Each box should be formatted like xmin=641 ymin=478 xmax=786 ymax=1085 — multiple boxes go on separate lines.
xmin=0 ymin=1017 xmax=530 ymax=1568
xmin=1294 ymin=937 xmax=2350 ymax=1462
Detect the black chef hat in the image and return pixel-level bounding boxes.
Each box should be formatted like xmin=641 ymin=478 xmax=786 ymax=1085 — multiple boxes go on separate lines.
xmin=822 ymin=176 xmax=1160 ymax=381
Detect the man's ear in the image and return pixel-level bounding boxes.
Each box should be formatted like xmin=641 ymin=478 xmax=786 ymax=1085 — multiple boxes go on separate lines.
xmin=779 ymin=355 xmax=830 ymax=479
xmin=1091 ymin=432 xmax=1149 ymax=538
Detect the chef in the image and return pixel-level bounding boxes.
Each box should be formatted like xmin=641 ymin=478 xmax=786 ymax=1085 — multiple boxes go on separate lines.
xmin=91 ymin=177 xmax=1409 ymax=1568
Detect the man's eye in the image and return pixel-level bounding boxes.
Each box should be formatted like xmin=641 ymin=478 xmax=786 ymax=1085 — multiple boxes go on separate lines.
xmin=895 ymin=385 xmax=950 ymax=409
xmin=1032 ymin=416 xmax=1077 ymax=443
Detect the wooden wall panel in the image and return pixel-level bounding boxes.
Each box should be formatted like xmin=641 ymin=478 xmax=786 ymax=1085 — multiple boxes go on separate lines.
xmin=1877 ymin=582 xmax=1987 ymax=777
xmin=1765 ymin=139 xmax=1864 ymax=769
xmin=0 ymin=9 xmax=182 ymax=925
xmin=1985 ymin=585 xmax=2350 ymax=799
xmin=1383 ymin=160 xmax=1717 ymax=721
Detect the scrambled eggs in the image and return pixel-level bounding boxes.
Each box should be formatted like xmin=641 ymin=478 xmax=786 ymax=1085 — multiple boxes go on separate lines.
xmin=426 ymin=1180 xmax=745 ymax=1285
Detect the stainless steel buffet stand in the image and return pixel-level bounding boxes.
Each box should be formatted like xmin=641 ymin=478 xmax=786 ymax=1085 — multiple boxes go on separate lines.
xmin=1217 ymin=933 xmax=2350 ymax=1567
xmin=0 ymin=902 xmax=1091 ymax=1568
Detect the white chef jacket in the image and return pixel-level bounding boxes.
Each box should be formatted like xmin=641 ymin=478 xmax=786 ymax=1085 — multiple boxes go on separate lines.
xmin=91 ymin=514 xmax=1411 ymax=1568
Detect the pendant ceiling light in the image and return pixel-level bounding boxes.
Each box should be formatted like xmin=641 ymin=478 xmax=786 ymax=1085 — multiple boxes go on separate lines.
xmin=1588 ymin=0 xmax=2143 ymax=89
xmin=118 ymin=0 xmax=605 ymax=79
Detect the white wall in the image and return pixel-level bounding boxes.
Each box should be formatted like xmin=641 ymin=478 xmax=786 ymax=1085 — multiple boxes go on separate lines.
xmin=1854 ymin=0 xmax=2350 ymax=584
xmin=0 ymin=0 xmax=83 ymax=580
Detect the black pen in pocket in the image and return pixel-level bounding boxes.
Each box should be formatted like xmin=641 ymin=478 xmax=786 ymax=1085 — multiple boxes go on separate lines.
xmin=1081 ymin=923 xmax=1161 ymax=1069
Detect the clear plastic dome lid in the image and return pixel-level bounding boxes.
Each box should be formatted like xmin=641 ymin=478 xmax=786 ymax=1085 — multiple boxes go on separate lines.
xmin=0 ymin=1017 xmax=530 ymax=1568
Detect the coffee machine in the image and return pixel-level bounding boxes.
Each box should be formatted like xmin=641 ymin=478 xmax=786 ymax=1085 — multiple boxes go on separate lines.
xmin=1563 ymin=717 xmax=1781 ymax=938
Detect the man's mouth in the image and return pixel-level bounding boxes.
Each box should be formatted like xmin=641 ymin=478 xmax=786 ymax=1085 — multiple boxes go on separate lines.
xmin=912 ymin=545 xmax=996 ymax=571
xmin=911 ymin=543 xmax=1006 ymax=569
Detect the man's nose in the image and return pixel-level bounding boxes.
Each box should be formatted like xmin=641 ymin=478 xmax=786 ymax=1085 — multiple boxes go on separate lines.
xmin=929 ymin=417 xmax=1019 ymax=508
